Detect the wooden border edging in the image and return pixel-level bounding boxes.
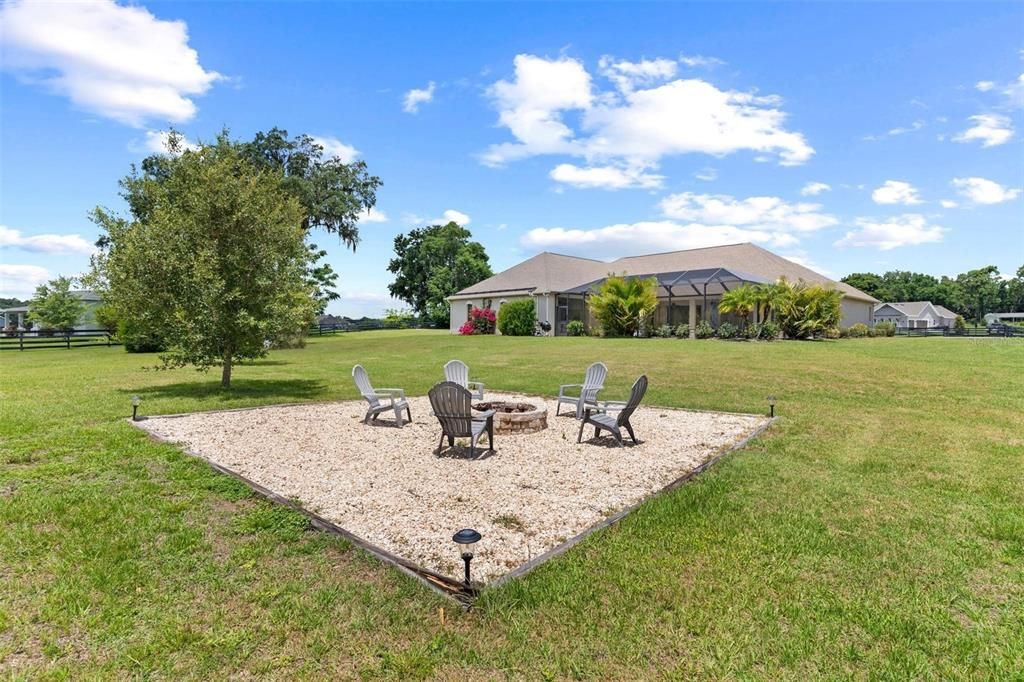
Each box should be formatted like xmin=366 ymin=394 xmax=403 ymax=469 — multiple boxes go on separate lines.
xmin=139 ymin=426 xmax=476 ymax=605
xmin=132 ymin=404 xmax=776 ymax=606
xmin=488 ymin=416 xmax=777 ymax=588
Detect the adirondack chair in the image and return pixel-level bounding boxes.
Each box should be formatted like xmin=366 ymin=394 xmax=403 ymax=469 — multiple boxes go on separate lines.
xmin=428 ymin=381 xmax=495 ymax=458
xmin=443 ymin=359 xmax=485 ymax=400
xmin=577 ymin=375 xmax=648 ymax=447
xmin=556 ymin=361 xmax=608 ymax=418
xmin=352 ymin=364 xmax=412 ymax=427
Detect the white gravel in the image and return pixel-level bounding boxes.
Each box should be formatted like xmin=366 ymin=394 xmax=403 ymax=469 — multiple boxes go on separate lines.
xmin=137 ymin=393 xmax=768 ymax=583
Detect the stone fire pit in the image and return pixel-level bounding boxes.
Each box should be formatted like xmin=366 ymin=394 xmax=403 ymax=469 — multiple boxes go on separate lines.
xmin=473 ymin=401 xmax=548 ymax=434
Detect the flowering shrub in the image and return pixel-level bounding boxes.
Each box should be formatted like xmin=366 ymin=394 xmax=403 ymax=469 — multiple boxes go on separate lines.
xmin=459 ymin=307 xmax=496 ymax=335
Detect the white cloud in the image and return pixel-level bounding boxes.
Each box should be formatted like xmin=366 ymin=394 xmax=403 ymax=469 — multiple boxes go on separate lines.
xmin=310 ymin=135 xmax=359 ymax=163
xmin=834 ymin=214 xmax=946 ymax=250
xmin=863 ymin=120 xmax=925 ymax=141
xmin=550 ymin=163 xmax=663 ymax=190
xmin=1005 ymin=74 xmax=1024 ymax=108
xmin=976 ymin=80 xmax=996 ymax=92
xmin=953 ymin=114 xmax=1014 ymax=147
xmin=402 ymin=81 xmax=436 ymax=113
xmin=940 ymin=199 xmax=958 ymax=209
xmin=871 ymin=180 xmax=923 ymax=205
xmin=413 ymin=209 xmax=473 ymax=226
xmin=480 ymin=53 xmax=814 ymax=175
xmin=143 ymin=129 xmax=196 ymax=154
xmin=659 ymin=192 xmax=838 ymax=233
xmin=521 ymin=220 xmax=795 ymax=258
xmin=0 ymin=0 xmax=222 ymax=126
xmin=480 ymin=55 xmax=593 ymax=166
xmin=951 ymin=177 xmax=1021 ymax=204
xmin=357 ymin=207 xmax=388 ymax=224
xmin=694 ymin=167 xmax=718 ymax=182
xmin=800 ymin=181 xmax=831 ymax=196
xmin=0 ymin=263 xmax=52 ymax=299
xmin=679 ymin=54 xmax=725 ymax=68
xmin=598 ymin=56 xmax=677 ymax=93
xmin=0 ymin=225 xmax=96 ymax=255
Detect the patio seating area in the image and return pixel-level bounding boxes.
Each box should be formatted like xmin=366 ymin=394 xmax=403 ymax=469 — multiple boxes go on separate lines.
xmin=137 ymin=380 xmax=768 ymax=584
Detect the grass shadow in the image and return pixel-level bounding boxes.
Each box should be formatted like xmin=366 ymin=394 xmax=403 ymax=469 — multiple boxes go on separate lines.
xmin=121 ymin=378 xmax=328 ymax=404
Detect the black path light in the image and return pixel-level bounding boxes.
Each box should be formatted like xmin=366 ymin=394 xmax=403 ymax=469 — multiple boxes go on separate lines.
xmin=131 ymin=395 xmax=142 ymax=421
xmin=452 ymin=528 xmax=482 ymax=586
xmin=767 ymin=395 xmax=776 ymax=418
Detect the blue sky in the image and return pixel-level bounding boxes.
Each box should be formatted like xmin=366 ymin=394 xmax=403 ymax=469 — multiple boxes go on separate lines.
xmin=2 ymin=1 xmax=1022 ymax=317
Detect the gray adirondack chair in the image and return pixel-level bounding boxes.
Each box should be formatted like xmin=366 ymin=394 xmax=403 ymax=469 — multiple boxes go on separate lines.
xmin=352 ymin=364 xmax=412 ymax=427
xmin=443 ymin=359 xmax=485 ymax=400
xmin=556 ymin=361 xmax=608 ymax=418
xmin=577 ymin=375 xmax=648 ymax=447
xmin=428 ymin=381 xmax=495 ymax=458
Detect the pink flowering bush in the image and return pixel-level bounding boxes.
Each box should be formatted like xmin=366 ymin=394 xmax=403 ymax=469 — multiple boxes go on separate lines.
xmin=459 ymin=307 xmax=496 ymax=335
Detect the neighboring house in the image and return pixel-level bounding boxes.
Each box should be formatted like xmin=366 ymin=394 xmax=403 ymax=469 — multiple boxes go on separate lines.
xmin=933 ymin=305 xmax=958 ymax=328
xmin=447 ymin=242 xmax=879 ymax=336
xmin=873 ymin=301 xmax=953 ymax=329
xmin=0 ymin=290 xmax=102 ymax=331
xmin=984 ymin=312 xmax=1024 ymax=326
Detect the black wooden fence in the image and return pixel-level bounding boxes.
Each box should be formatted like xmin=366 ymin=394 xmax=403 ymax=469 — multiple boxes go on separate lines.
xmin=897 ymin=325 xmax=1024 ymax=338
xmin=307 ymin=319 xmax=430 ymax=335
xmin=0 ymin=328 xmax=120 ymax=351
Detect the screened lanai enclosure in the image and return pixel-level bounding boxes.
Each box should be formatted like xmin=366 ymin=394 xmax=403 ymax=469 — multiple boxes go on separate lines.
xmin=555 ymin=267 xmax=771 ymax=336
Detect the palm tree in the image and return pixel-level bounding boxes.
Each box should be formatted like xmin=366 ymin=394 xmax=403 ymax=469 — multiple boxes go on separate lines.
xmin=753 ymin=280 xmax=790 ymax=323
xmin=588 ymin=275 xmax=658 ymax=336
xmin=718 ymin=284 xmax=757 ymax=329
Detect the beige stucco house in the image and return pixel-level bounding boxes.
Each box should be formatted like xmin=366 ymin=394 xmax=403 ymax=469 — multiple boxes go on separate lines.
xmin=448 ymin=243 xmax=878 ymax=336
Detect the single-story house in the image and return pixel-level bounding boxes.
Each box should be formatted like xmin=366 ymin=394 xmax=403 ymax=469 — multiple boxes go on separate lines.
xmin=448 ymin=242 xmax=879 ymax=336
xmin=0 ymin=290 xmax=102 ymax=331
xmin=984 ymin=312 xmax=1024 ymax=326
xmin=873 ymin=301 xmax=956 ymax=329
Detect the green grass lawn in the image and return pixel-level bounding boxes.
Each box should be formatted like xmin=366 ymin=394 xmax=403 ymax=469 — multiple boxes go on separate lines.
xmin=2 ymin=331 xmax=1022 ymax=679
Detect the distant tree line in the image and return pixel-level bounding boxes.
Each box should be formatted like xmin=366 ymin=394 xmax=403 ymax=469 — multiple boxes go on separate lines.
xmin=842 ymin=265 xmax=1024 ymax=322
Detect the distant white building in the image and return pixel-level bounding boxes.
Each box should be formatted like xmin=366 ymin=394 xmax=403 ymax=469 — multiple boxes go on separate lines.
xmin=0 ymin=290 xmax=102 ymax=331
xmin=873 ymin=301 xmax=957 ymax=329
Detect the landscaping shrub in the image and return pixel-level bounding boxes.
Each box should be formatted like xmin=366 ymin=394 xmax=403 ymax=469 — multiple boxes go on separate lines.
xmin=954 ymin=315 xmax=966 ymax=332
xmin=694 ymin=320 xmax=715 ymax=339
xmin=459 ymin=307 xmax=496 ymax=335
xmin=496 ymin=299 xmax=536 ymax=336
xmin=824 ymin=327 xmax=841 ymax=339
xmin=847 ymin=323 xmax=870 ymax=338
xmin=716 ymin=322 xmax=739 ymax=339
xmin=653 ymin=324 xmax=673 ymax=338
xmin=751 ymin=320 xmax=781 ymax=341
xmin=875 ymin=321 xmax=896 ymax=337
xmin=673 ymin=323 xmax=689 ymax=338
xmin=775 ymin=279 xmax=842 ymax=339
xmin=588 ymin=275 xmax=657 ymax=337
xmin=566 ymin=320 xmax=586 ymax=336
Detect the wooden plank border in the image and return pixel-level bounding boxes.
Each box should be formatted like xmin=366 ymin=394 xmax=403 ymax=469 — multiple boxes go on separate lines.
xmin=132 ymin=402 xmax=776 ymax=606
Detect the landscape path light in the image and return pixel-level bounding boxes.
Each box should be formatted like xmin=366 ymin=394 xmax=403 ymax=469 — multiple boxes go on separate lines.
xmin=452 ymin=528 xmax=481 ymax=586
xmin=131 ymin=395 xmax=142 ymax=422
xmin=767 ymin=395 xmax=776 ymax=418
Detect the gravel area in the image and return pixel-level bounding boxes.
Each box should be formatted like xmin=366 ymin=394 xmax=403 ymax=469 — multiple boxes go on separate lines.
xmin=137 ymin=393 xmax=768 ymax=583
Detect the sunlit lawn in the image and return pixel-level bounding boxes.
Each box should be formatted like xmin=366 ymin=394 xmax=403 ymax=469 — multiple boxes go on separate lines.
xmin=1 ymin=330 xmax=1022 ymax=679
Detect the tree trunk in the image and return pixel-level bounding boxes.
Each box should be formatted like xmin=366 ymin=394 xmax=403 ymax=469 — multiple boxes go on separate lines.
xmin=221 ymin=353 xmax=232 ymax=388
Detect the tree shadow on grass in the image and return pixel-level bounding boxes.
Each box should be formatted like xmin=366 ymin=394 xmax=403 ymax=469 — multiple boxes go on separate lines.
xmin=121 ymin=378 xmax=328 ymax=404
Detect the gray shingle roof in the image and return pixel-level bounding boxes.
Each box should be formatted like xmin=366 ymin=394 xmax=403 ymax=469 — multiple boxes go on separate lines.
xmin=453 ymin=243 xmax=879 ymax=302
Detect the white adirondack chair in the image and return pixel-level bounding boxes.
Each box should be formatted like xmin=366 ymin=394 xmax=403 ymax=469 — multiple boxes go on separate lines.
xmin=443 ymin=359 xmax=485 ymax=400
xmin=352 ymin=364 xmax=412 ymax=427
xmin=556 ymin=361 xmax=608 ymax=418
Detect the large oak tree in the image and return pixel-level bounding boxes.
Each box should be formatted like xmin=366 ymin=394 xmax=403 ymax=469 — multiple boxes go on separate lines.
xmin=92 ymin=134 xmax=316 ymax=387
